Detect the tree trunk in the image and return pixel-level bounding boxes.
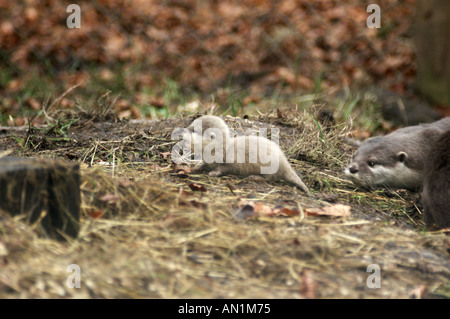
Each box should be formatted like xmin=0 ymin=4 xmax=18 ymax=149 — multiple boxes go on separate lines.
xmin=0 ymin=157 xmax=80 ymax=241
xmin=414 ymin=0 xmax=450 ymax=106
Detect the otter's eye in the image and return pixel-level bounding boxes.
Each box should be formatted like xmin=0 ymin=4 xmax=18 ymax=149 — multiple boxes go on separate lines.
xmin=367 ymin=161 xmax=376 ymax=167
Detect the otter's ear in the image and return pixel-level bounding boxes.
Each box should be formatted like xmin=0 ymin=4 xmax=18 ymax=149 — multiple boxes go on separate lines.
xmin=182 ymin=130 xmax=191 ymax=141
xmin=208 ymin=131 xmax=216 ymax=139
xmin=344 ymin=137 xmax=362 ymax=148
xmin=397 ymin=151 xmax=408 ymax=162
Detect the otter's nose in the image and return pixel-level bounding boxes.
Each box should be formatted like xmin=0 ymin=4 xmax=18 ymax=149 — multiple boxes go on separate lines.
xmin=349 ymin=165 xmax=359 ymax=174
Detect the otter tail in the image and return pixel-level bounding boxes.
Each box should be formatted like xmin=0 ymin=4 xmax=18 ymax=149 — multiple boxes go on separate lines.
xmin=283 ymin=165 xmax=311 ymax=196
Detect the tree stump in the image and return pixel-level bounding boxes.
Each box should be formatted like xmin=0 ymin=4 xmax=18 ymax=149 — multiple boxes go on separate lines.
xmin=0 ymin=157 xmax=80 ymax=240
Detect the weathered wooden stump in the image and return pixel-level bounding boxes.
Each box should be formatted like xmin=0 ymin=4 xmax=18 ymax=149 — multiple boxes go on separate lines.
xmin=0 ymin=157 xmax=80 ymax=240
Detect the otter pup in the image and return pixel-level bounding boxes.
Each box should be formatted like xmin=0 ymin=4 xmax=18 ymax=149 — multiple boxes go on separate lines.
xmin=183 ymin=115 xmax=311 ymax=196
xmin=421 ymin=129 xmax=450 ymax=230
xmin=344 ymin=117 xmax=450 ymax=190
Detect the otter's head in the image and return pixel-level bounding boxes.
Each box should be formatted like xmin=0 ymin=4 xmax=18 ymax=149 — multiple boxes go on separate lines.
xmin=177 ymin=116 xmax=230 ymax=164
xmin=187 ymin=115 xmax=230 ymax=138
xmin=344 ymin=137 xmax=422 ymax=190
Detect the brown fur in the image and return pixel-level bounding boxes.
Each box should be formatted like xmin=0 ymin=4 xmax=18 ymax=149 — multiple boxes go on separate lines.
xmin=421 ymin=129 xmax=450 ymax=230
xmin=345 ymin=117 xmax=450 ymax=190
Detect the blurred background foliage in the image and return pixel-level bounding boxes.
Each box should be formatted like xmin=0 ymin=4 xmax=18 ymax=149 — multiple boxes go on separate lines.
xmin=0 ymin=0 xmax=417 ymax=124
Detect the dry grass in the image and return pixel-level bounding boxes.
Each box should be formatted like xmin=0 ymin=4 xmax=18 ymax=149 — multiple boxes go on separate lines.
xmin=0 ymin=107 xmax=449 ymax=299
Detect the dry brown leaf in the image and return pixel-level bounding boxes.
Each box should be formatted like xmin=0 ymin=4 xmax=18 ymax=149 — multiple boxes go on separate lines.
xmin=252 ymin=202 xmax=273 ymax=215
xmin=272 ymin=207 xmax=300 ymax=217
xmin=188 ymin=183 xmax=207 ymax=192
xmin=0 ymin=21 xmax=14 ymax=36
xmin=86 ymin=209 xmax=103 ymax=219
xmin=149 ymin=98 xmax=166 ymax=109
xmin=59 ymin=98 xmax=74 ymax=108
xmin=119 ymin=110 xmax=132 ymax=119
xmin=305 ymin=204 xmax=351 ymax=217
xmin=6 ymin=79 xmax=21 ymax=91
xmin=299 ymin=270 xmax=317 ymax=299
xmin=160 ymin=152 xmax=172 ymax=159
xmin=2 ymin=0 xmax=418 ymax=121
xmin=236 ymin=201 xmax=300 ymax=218
xmin=174 ymin=165 xmax=192 ymax=175
xmin=242 ymin=95 xmax=261 ymax=105
xmin=409 ymin=285 xmax=427 ymax=299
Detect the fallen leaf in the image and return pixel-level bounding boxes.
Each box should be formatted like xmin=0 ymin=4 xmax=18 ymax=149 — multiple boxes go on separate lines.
xmin=25 ymin=7 xmax=39 ymax=23
xmin=149 ymin=98 xmax=166 ymax=109
xmin=172 ymin=165 xmax=192 ymax=178
xmin=86 ymin=209 xmax=103 ymax=219
xmin=304 ymin=204 xmax=351 ymax=217
xmin=409 ymin=285 xmax=427 ymax=299
xmin=160 ymin=152 xmax=172 ymax=159
xmin=119 ymin=110 xmax=132 ymax=119
xmin=236 ymin=200 xmax=302 ymax=218
xmin=299 ymin=270 xmax=317 ymax=299
xmin=99 ymin=68 xmax=114 ymax=81
xmin=252 ymin=202 xmax=273 ymax=215
xmin=26 ymin=97 xmax=41 ymax=110
xmin=59 ymin=98 xmax=74 ymax=108
xmin=272 ymin=207 xmax=300 ymax=217
xmin=6 ymin=79 xmax=21 ymax=91
xmin=242 ymin=95 xmax=260 ymax=105
xmin=0 ymin=21 xmax=14 ymax=36
xmin=188 ymin=183 xmax=207 ymax=192
xmin=175 ymin=165 xmax=192 ymax=174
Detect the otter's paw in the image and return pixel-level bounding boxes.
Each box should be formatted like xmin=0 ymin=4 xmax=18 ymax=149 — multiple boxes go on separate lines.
xmin=208 ymin=169 xmax=223 ymax=177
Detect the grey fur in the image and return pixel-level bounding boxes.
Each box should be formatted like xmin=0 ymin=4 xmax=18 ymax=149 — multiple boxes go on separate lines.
xmin=185 ymin=116 xmax=311 ymax=195
xmin=345 ymin=117 xmax=450 ymax=190
xmin=421 ymin=129 xmax=450 ymax=230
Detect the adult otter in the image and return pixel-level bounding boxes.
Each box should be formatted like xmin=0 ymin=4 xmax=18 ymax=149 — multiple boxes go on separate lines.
xmin=421 ymin=129 xmax=450 ymax=230
xmin=345 ymin=117 xmax=450 ymax=190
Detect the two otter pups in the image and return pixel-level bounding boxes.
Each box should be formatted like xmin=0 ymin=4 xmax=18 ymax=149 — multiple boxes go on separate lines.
xmin=182 ymin=115 xmax=311 ymax=196
xmin=344 ymin=117 xmax=450 ymax=229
